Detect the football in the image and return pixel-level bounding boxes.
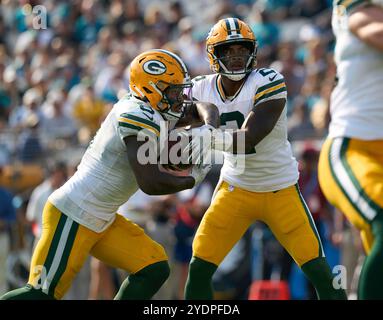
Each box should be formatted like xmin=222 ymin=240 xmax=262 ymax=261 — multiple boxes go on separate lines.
xmin=160 ymin=129 xmax=193 ymax=171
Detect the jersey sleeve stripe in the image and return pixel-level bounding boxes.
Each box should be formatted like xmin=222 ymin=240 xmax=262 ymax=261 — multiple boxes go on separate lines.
xmin=254 ymin=86 xmax=287 ymax=105
xmin=120 ymin=113 xmax=161 ymax=132
xmin=255 ymin=78 xmax=285 ymax=96
xmin=254 ymin=82 xmax=286 ymax=101
xmin=118 ymin=121 xmax=143 ymax=132
xmin=118 ymin=118 xmax=160 ymax=136
xmin=336 ymin=0 xmax=370 ymax=13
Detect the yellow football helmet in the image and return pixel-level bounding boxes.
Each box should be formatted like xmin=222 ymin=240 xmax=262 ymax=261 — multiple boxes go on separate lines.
xmin=206 ymin=18 xmax=257 ymax=81
xmin=129 ymin=49 xmax=193 ymax=120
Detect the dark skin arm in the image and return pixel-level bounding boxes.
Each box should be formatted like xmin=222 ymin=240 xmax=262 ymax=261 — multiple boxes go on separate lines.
xmin=175 ymin=101 xmax=220 ymax=128
xmin=232 ymin=98 xmax=286 ymax=154
xmin=125 ymin=136 xmax=195 ymax=195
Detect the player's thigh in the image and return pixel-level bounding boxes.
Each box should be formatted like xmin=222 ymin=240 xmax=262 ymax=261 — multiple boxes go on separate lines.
xmin=263 ymin=184 xmax=324 ymax=267
xmin=29 ymin=201 xmax=99 ymax=299
xmin=193 ymin=181 xmax=254 ymax=266
xmin=318 ymin=137 xmax=381 ymax=253
xmin=90 ymin=214 xmax=167 ymax=274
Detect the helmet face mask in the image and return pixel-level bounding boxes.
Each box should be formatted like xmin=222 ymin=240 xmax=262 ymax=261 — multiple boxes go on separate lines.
xmin=214 ymin=41 xmax=256 ymax=81
xmin=206 ymin=18 xmax=257 ymax=81
xmin=129 ymin=49 xmax=193 ymax=120
xmin=159 ymin=81 xmax=193 ymax=121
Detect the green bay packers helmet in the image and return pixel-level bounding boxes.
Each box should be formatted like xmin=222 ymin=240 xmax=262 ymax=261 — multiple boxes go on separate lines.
xmin=206 ymin=18 xmax=257 ymax=81
xmin=129 ymin=49 xmax=193 ymax=121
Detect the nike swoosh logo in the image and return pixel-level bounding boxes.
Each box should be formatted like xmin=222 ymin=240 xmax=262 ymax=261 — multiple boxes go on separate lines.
xmin=141 ymin=112 xmax=154 ymax=121
xmin=269 ymin=74 xmax=277 ymax=81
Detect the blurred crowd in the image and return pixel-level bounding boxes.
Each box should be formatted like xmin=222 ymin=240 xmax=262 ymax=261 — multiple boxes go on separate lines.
xmin=0 ymin=0 xmax=364 ymax=299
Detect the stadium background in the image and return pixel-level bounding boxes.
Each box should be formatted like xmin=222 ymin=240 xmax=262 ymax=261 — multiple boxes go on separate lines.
xmin=0 ymin=0 xmax=363 ymax=300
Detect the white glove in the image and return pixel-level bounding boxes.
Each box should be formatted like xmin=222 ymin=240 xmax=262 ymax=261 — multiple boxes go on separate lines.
xmin=190 ymin=162 xmax=212 ymax=186
xmin=184 ymin=125 xmax=233 ymax=164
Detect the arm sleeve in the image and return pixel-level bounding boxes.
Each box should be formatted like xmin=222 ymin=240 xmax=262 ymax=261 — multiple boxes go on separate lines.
xmin=191 ymin=76 xmax=207 ymax=101
xmin=335 ymin=0 xmax=371 ymax=15
xmin=117 ymin=111 xmax=161 ymax=141
xmin=253 ymin=69 xmax=287 ymax=107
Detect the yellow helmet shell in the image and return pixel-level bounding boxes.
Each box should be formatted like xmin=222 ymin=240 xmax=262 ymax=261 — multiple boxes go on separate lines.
xmin=129 ymin=49 xmax=191 ymax=112
xmin=206 ymin=18 xmax=257 ymax=74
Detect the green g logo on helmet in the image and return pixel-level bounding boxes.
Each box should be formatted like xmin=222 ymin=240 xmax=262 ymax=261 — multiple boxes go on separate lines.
xmin=143 ymin=60 xmax=167 ymax=75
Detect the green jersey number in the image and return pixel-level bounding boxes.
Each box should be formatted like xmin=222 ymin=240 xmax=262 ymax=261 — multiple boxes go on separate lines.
xmin=220 ymin=111 xmax=256 ymax=154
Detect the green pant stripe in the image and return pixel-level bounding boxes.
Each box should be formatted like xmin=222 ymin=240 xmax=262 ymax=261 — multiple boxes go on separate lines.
xmin=48 ymin=220 xmax=79 ymax=297
xmin=43 ymin=213 xmax=68 ymax=274
xmin=329 ymin=138 xmax=377 ymax=223
xmin=339 ymin=138 xmax=382 ymax=215
xmin=328 ymin=138 xmax=368 ymax=222
xmin=295 ymin=184 xmax=324 ymax=258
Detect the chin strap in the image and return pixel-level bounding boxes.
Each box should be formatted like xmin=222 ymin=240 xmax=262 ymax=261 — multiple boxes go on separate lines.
xmin=217 ymin=54 xmax=254 ymax=81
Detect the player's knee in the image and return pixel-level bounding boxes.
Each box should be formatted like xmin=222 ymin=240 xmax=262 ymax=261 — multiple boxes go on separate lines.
xmin=140 ymin=260 xmax=170 ymax=287
xmin=189 ymin=256 xmax=217 ymax=280
xmin=153 ymin=260 xmax=170 ymax=285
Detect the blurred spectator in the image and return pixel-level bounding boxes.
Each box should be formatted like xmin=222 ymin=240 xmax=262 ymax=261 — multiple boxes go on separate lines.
xmin=288 ymin=96 xmax=316 ymax=140
xmin=146 ymin=195 xmax=177 ymax=299
xmin=248 ymin=6 xmax=280 ymax=65
xmin=25 ymin=160 xmax=68 ymax=246
xmin=332 ymin=209 xmax=365 ymax=299
xmin=41 ymin=90 xmax=77 ymax=146
xmin=88 ymin=258 xmax=116 ymax=300
xmin=72 ymin=82 xmax=107 ymax=143
xmin=258 ymin=225 xmax=292 ymax=283
xmin=173 ymin=183 xmax=212 ymax=299
xmin=270 ymin=42 xmax=305 ymax=114
xmin=9 ymin=88 xmax=43 ymax=130
xmin=17 ymin=113 xmax=45 ymax=163
xmin=298 ymin=144 xmax=334 ymax=299
xmin=74 ymin=0 xmax=104 ymax=48
xmin=290 ymin=0 xmax=329 ymax=18
xmin=213 ymin=229 xmax=253 ymax=299
xmin=0 ymin=179 xmax=17 ymax=295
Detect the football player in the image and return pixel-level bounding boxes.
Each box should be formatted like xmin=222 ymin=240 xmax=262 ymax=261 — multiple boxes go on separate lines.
xmin=0 ymin=49 xmax=217 ymax=300
xmin=184 ymin=18 xmax=347 ymax=300
xmin=318 ymin=0 xmax=383 ymax=299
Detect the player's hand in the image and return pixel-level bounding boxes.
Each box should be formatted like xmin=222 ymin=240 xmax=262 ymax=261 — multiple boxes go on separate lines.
xmin=183 ymin=125 xmax=233 ymax=164
xmin=190 ymin=162 xmax=212 ymax=186
xmin=183 ymin=124 xmax=215 ymax=165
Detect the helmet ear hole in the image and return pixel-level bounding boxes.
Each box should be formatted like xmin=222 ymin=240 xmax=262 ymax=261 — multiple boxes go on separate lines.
xmin=143 ymin=87 xmax=153 ymax=94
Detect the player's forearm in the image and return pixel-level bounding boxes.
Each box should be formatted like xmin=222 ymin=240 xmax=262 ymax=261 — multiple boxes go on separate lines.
xmin=211 ymin=124 xmax=270 ymax=154
xmin=141 ymin=171 xmax=195 ymax=195
xmin=194 ymin=102 xmax=220 ymax=128
xmin=231 ymin=128 xmax=269 ymax=154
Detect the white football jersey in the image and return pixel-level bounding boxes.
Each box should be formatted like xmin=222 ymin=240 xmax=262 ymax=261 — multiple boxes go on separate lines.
xmin=330 ymin=0 xmax=383 ymax=139
xmin=49 ymin=95 xmax=166 ymax=232
xmin=192 ymin=69 xmax=299 ymax=192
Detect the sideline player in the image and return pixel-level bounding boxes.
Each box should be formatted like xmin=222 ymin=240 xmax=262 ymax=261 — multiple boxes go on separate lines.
xmin=318 ymin=0 xmax=383 ymax=299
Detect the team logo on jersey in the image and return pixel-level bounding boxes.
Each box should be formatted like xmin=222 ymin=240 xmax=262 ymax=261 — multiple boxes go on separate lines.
xmin=143 ymin=60 xmax=167 ymax=75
